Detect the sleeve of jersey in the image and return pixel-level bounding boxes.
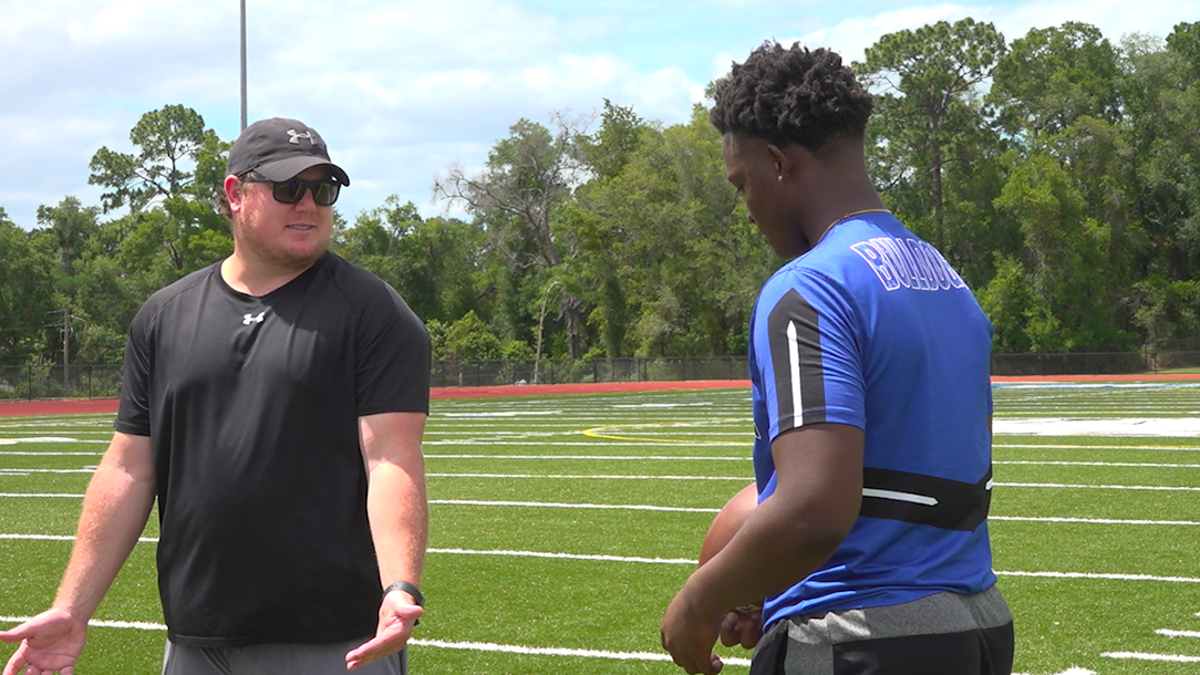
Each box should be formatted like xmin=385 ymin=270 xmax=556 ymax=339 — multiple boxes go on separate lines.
xmin=752 ymin=270 xmax=865 ymax=442
xmin=354 ymin=282 xmax=432 ymax=416
xmin=114 ymin=302 xmax=155 ymax=436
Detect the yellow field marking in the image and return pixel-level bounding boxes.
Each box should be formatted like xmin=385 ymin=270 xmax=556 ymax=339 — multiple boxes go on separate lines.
xmin=582 ymin=421 xmax=749 ymax=446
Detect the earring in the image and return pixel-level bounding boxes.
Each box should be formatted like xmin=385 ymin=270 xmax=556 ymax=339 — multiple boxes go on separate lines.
xmin=777 ymin=175 xmax=784 ymax=182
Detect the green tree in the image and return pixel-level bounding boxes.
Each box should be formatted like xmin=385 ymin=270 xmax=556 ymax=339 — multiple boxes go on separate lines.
xmin=434 ymin=113 xmax=592 ymax=357
xmin=993 ymin=150 xmax=1131 ymax=350
xmin=857 ymin=18 xmax=1007 ymax=261
xmin=442 ymin=310 xmax=502 ymax=361
xmin=0 ymin=211 xmax=57 ymax=364
xmin=36 ymin=197 xmax=99 ymax=276
xmin=337 ymin=197 xmax=485 ymax=324
xmin=89 ymin=105 xmax=232 ymax=276
xmin=572 ymin=105 xmax=775 ymax=357
xmin=989 ymin=22 xmax=1121 ymax=136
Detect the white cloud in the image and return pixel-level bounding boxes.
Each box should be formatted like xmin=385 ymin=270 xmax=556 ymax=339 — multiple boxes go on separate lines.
xmin=3 ymin=0 xmax=1196 ymax=230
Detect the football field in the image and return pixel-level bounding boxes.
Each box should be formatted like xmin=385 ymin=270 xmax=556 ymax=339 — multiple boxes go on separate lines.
xmin=1 ymin=380 xmax=1198 ymax=674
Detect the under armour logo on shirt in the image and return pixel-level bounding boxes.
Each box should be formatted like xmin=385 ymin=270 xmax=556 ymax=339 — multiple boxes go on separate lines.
xmin=243 ymin=312 xmax=266 ymax=325
xmin=287 ymin=129 xmax=314 ymax=145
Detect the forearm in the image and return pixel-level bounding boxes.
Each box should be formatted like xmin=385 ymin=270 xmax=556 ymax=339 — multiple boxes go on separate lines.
xmin=367 ymin=463 xmax=428 ymax=589
xmin=54 ymin=433 xmax=156 ymax=620
xmin=682 ymin=500 xmax=846 ymax=615
xmin=683 ymin=423 xmax=864 ymax=616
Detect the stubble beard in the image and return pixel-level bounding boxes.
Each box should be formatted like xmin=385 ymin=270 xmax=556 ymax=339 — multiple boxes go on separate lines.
xmin=234 ymin=208 xmax=329 ymax=273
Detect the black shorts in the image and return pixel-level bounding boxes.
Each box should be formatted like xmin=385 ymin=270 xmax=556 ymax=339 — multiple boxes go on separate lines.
xmin=750 ymin=587 xmax=1014 ymax=675
xmin=161 ymin=639 xmax=406 ymax=675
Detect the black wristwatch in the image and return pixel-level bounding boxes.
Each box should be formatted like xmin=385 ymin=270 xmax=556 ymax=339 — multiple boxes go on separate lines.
xmin=384 ymin=580 xmax=424 ymax=607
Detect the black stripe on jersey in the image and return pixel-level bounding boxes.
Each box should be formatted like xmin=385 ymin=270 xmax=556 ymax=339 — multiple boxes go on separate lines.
xmin=767 ymin=289 xmax=827 ymax=429
xmin=860 ymin=466 xmax=993 ymax=532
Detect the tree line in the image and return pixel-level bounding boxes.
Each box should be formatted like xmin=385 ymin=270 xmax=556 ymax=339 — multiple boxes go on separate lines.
xmin=3 ymin=19 xmax=1200 ymax=368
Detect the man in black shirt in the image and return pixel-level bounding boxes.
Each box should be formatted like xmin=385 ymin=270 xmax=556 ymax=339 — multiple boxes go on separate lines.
xmin=2 ymin=118 xmax=431 ymax=674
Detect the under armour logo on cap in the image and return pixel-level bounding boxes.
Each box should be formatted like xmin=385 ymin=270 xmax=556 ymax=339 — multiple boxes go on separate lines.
xmin=226 ymin=117 xmax=350 ymax=185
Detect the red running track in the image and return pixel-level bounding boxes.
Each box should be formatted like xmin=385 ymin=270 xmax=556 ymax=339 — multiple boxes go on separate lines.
xmin=0 ymin=380 xmax=751 ymax=418
xmin=2 ymin=374 xmax=1198 ymax=418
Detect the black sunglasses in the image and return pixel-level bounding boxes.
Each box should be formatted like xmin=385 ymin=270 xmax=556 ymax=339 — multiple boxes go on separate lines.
xmin=241 ymin=172 xmax=341 ymax=206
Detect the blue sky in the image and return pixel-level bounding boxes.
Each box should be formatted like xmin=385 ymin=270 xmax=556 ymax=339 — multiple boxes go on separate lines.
xmin=2 ymin=0 xmax=1196 ymax=231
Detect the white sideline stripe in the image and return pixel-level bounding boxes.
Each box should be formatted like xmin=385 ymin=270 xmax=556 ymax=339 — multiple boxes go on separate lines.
xmin=0 ymin=533 xmax=158 ymax=543
xmin=0 ymin=437 xmax=86 ymax=445
xmin=0 ymin=616 xmax=166 ymax=631
xmin=430 ymin=499 xmax=718 ymax=513
xmin=0 ymin=451 xmax=104 ymax=455
xmin=428 ymin=440 xmax=751 ymax=446
xmin=996 ymin=460 xmax=1200 ymax=469
xmin=0 ymin=616 xmax=753 ymax=667
xmin=429 ymin=547 xmax=696 ymax=565
xmin=2 ymin=534 xmax=1198 ymax=582
xmin=425 ymin=453 xmax=748 ymax=460
xmin=997 ymin=571 xmax=1200 ymax=583
xmin=1157 ymin=629 xmax=1200 ymax=638
xmin=997 ymin=482 xmax=1200 ymax=492
xmin=2 ymin=492 xmax=1198 ymax=526
xmin=991 ymin=516 xmax=1200 ymax=526
xmin=428 ymin=473 xmax=750 ymax=481
xmin=0 ymin=492 xmax=85 ymax=498
xmin=1012 ymin=670 xmax=1095 ymax=675
xmin=1102 ymin=651 xmax=1200 ymax=662
xmin=996 ymin=443 xmax=1200 ymax=451
xmin=410 ymin=638 xmax=751 ymax=667
xmin=0 ymin=468 xmax=95 ymax=474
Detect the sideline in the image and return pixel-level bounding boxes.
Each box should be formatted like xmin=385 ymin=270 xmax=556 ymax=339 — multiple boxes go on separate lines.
xmin=3 ymin=373 xmax=1200 ymax=418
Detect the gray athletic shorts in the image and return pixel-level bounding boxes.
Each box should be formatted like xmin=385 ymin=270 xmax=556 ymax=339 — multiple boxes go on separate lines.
xmin=750 ymin=587 xmax=1014 ymax=675
xmin=161 ymin=638 xmax=406 ymax=675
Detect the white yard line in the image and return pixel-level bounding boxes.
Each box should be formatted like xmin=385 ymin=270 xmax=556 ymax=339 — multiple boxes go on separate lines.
xmin=1102 ymin=651 xmax=1200 ymax=662
xmin=0 ymin=615 xmax=754 ymax=668
xmin=1157 ymin=629 xmax=1200 ymax=638
xmin=3 ymin=533 xmax=1198 ymax=584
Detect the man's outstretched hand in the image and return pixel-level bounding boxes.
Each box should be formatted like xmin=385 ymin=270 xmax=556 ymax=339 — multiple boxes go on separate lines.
xmin=1 ymin=608 xmax=88 ymax=675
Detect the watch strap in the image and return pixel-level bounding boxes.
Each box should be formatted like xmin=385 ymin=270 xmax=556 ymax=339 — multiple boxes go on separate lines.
xmin=383 ymin=580 xmax=424 ymax=607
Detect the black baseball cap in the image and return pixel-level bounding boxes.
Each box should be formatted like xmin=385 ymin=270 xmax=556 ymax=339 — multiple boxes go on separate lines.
xmin=227 ymin=117 xmax=350 ymax=185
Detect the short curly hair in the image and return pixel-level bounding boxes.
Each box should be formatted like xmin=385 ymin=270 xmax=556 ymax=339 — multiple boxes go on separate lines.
xmin=710 ymin=42 xmax=874 ymax=153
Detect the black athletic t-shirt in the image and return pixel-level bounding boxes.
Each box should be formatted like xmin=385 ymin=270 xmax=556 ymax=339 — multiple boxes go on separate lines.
xmin=115 ymin=252 xmax=430 ymax=647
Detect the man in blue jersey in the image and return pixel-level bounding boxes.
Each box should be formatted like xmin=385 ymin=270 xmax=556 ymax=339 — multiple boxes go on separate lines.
xmin=661 ymin=42 xmax=1013 ymax=675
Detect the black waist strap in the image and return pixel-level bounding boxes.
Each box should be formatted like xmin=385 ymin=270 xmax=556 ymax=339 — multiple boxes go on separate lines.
xmin=859 ymin=466 xmax=993 ymax=531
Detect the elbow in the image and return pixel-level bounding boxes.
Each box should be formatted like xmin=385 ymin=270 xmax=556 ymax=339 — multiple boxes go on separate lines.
xmin=779 ymin=493 xmax=860 ymax=563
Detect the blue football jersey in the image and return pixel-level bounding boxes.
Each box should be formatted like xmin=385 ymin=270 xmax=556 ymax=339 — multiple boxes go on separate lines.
xmin=748 ymin=211 xmax=997 ymax=628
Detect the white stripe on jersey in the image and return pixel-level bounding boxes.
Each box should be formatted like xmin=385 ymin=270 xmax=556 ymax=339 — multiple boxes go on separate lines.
xmin=862 ymin=488 xmax=940 ymax=506
xmin=787 ymin=320 xmax=803 ymax=425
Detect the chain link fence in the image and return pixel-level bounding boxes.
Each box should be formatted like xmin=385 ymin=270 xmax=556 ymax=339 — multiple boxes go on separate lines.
xmin=3 ymin=350 xmax=1198 ymax=401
